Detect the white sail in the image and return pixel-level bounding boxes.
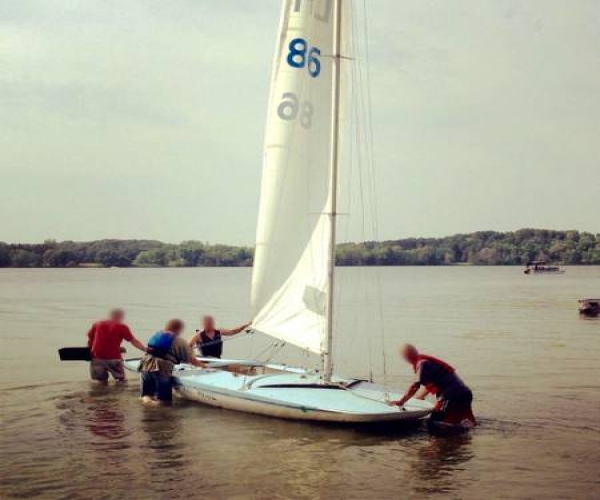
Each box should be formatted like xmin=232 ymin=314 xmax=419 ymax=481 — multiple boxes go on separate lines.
xmin=123 ymin=1 xmax=436 ymax=427
xmin=251 ymin=0 xmax=345 ymax=354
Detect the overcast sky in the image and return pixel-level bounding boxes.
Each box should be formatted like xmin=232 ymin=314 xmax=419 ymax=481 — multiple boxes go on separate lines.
xmin=1 ymin=0 xmax=599 ymax=244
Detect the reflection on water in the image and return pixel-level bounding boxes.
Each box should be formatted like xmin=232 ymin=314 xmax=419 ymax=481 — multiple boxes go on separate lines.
xmin=1 ymin=267 xmax=600 ymax=499
xmin=413 ymin=434 xmax=474 ymax=496
xmin=51 ymin=386 xmax=478 ymax=499
xmin=0 ymin=376 xmax=598 ymax=499
xmin=139 ymin=407 xmax=187 ymax=496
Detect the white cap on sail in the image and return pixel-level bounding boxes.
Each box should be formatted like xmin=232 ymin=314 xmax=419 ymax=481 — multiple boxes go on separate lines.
xmin=251 ymin=0 xmax=345 ymax=355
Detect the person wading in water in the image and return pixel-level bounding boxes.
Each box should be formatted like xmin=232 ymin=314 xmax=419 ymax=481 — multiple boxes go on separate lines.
xmin=139 ymin=319 xmax=207 ymax=406
xmin=389 ymin=344 xmax=476 ymax=433
xmin=188 ymin=315 xmax=251 ymax=359
xmin=87 ymin=308 xmax=146 ymax=383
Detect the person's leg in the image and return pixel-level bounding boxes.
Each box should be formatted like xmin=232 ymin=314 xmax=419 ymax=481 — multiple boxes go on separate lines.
xmin=428 ymin=399 xmax=447 ymax=421
xmin=428 ymin=393 xmax=475 ymax=433
xmin=457 ymin=390 xmax=476 ymax=426
xmin=106 ymin=360 xmax=126 ymax=382
xmin=155 ymin=375 xmax=174 ymax=405
xmin=90 ymin=359 xmax=109 ymax=384
xmin=140 ymin=371 xmax=158 ymax=404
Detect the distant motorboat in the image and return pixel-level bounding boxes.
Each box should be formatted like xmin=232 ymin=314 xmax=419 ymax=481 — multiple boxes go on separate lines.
xmin=579 ymin=299 xmax=600 ymax=317
xmin=523 ymin=261 xmax=565 ymax=274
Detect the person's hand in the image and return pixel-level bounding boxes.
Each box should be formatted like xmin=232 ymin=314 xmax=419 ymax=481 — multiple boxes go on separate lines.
xmin=388 ymin=400 xmax=400 ymax=406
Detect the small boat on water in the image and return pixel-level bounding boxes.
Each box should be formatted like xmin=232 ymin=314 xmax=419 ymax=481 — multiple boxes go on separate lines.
xmin=125 ymin=357 xmax=432 ymax=423
xmin=125 ymin=0 xmax=433 ymax=424
xmin=579 ymin=299 xmax=600 ymax=317
xmin=524 ymin=260 xmax=565 ymax=274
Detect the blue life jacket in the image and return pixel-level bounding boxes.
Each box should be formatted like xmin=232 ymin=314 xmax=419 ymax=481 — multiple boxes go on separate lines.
xmin=147 ymin=331 xmax=175 ymax=359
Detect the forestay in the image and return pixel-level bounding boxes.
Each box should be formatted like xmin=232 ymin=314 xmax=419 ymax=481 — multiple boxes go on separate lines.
xmin=251 ymin=0 xmax=346 ymax=354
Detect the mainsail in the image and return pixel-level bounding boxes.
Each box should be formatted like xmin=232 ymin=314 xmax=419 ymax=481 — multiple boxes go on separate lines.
xmin=251 ymin=0 xmax=346 ymax=355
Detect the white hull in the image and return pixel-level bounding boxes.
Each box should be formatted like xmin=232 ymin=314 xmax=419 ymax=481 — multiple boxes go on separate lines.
xmin=126 ymin=359 xmax=432 ymax=424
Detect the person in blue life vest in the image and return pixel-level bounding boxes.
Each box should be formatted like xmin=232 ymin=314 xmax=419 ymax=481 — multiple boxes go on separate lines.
xmin=188 ymin=315 xmax=251 ymax=359
xmin=139 ymin=319 xmax=207 ymax=405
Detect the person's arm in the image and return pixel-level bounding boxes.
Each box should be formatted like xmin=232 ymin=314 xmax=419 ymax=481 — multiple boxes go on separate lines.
xmin=178 ymin=339 xmax=207 ymax=368
xmin=186 ymin=344 xmax=207 ymax=368
xmin=390 ymin=360 xmax=432 ymax=407
xmin=87 ymin=324 xmax=96 ymax=348
xmin=389 ymin=382 xmax=421 ymax=407
xmin=190 ymin=357 xmax=208 ymax=368
xmin=120 ymin=325 xmax=146 ymax=353
xmin=415 ymin=386 xmax=430 ymax=400
xmin=129 ymin=336 xmax=147 ymax=353
xmin=220 ymin=322 xmax=252 ymax=336
xmin=188 ymin=332 xmax=200 ymax=347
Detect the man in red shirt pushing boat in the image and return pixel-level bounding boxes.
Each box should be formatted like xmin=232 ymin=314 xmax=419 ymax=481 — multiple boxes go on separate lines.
xmin=390 ymin=344 xmax=476 ymax=433
xmin=87 ymin=309 xmax=147 ymax=383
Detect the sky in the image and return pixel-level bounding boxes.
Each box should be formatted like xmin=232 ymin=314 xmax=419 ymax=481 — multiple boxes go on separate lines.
xmin=1 ymin=0 xmax=599 ymax=244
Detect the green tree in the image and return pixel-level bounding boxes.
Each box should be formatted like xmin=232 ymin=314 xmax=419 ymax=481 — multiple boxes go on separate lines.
xmin=0 ymin=243 xmax=11 ymax=267
xmin=11 ymin=250 xmax=40 ymax=267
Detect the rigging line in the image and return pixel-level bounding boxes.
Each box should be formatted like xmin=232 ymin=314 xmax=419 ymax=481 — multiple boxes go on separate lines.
xmin=336 ymin=0 xmax=361 ymax=370
xmin=351 ymin=0 xmax=387 ymax=389
xmin=332 ymin=382 xmax=394 ymax=406
xmin=336 ymin=1 xmax=355 ymax=376
xmin=360 ymin=0 xmax=389 ymax=395
xmin=261 ymin=342 xmax=286 ymax=364
xmin=353 ymin=2 xmax=372 ymax=383
xmin=351 ymin=1 xmax=374 ymax=383
xmin=254 ymin=341 xmax=284 ymax=362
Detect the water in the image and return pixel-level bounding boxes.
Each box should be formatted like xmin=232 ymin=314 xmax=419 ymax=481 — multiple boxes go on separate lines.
xmin=0 ymin=267 xmax=599 ymax=499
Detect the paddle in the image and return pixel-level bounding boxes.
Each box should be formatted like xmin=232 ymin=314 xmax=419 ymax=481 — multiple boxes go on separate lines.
xmin=58 ymin=347 xmax=126 ymax=361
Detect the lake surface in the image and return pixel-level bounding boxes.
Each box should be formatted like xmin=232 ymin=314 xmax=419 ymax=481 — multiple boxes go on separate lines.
xmin=0 ymin=267 xmax=599 ymax=499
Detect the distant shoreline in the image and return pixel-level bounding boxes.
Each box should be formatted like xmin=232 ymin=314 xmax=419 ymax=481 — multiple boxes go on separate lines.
xmin=1 ymin=229 xmax=599 ymax=268
xmin=3 ymin=264 xmax=598 ymax=270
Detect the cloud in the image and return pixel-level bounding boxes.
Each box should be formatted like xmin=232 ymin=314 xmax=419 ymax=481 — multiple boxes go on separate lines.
xmin=1 ymin=0 xmax=599 ymax=243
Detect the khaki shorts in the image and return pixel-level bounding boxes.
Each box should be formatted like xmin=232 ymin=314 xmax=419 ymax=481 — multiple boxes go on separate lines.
xmin=90 ymin=359 xmax=126 ymax=382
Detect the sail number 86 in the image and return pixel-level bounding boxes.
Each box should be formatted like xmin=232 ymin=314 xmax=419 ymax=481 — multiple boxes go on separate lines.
xmin=287 ymin=38 xmax=321 ymax=78
xmin=277 ymin=92 xmax=313 ymax=128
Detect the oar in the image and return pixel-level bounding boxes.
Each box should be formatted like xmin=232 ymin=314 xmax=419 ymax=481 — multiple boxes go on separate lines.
xmin=58 ymin=347 xmax=126 ymax=361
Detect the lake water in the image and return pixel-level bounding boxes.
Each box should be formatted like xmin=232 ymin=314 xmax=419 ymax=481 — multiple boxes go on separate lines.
xmin=0 ymin=267 xmax=599 ymax=499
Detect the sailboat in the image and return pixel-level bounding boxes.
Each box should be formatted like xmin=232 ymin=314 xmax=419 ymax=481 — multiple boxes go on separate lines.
xmin=126 ymin=0 xmax=432 ymax=423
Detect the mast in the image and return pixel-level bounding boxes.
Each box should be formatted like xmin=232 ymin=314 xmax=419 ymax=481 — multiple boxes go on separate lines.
xmin=322 ymin=0 xmax=343 ymax=383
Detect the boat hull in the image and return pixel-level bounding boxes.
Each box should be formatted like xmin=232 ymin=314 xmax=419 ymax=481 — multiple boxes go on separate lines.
xmin=176 ymin=383 xmax=430 ymax=423
xmin=126 ymin=359 xmax=433 ymax=424
xmin=579 ymin=299 xmax=600 ymax=317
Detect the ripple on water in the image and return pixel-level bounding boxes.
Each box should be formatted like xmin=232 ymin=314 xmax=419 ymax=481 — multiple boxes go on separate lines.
xmin=1 ymin=377 xmax=599 ymax=499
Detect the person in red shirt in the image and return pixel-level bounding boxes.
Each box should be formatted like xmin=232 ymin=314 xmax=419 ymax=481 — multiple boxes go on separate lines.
xmin=87 ymin=309 xmax=146 ymax=383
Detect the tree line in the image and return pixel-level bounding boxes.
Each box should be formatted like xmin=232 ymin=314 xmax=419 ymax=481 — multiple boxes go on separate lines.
xmin=0 ymin=229 xmax=599 ymax=268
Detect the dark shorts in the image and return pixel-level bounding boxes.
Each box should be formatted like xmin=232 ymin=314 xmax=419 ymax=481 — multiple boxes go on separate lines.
xmin=430 ymin=390 xmax=476 ymax=426
xmin=141 ymin=371 xmax=173 ymax=403
xmin=90 ymin=359 xmax=126 ymax=382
